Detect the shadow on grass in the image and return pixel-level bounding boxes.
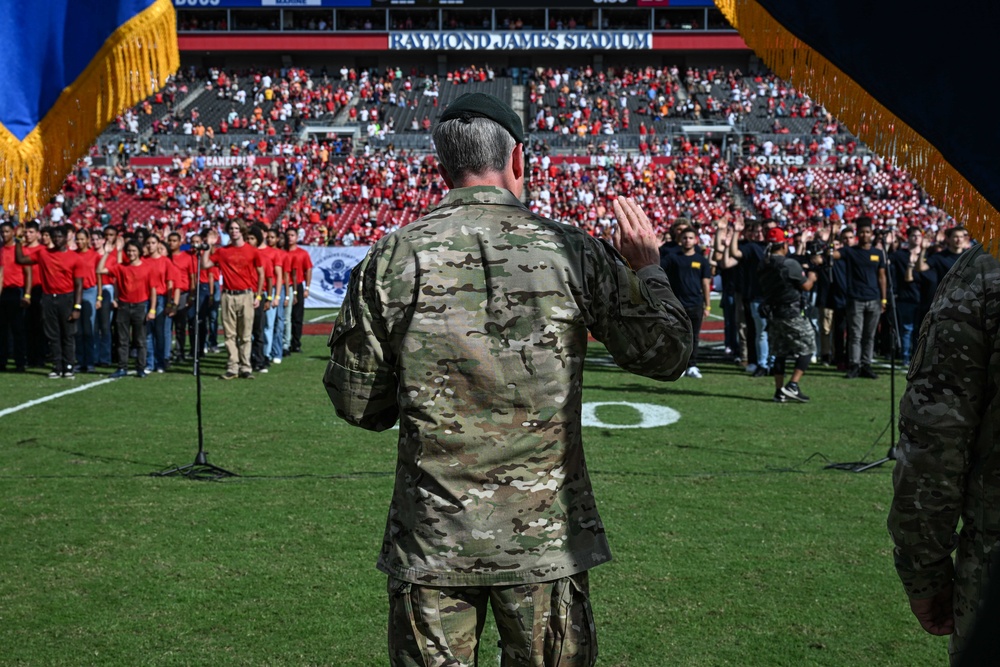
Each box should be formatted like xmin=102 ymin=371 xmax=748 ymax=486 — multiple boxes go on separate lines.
xmin=586 ymin=382 xmax=777 ymax=403
xmin=14 ymin=439 xmax=164 ymax=468
xmin=591 ymin=466 xmax=807 ymax=478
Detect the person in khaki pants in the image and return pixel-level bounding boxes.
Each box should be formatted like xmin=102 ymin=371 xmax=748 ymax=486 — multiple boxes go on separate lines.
xmin=202 ymin=221 xmax=263 ymax=379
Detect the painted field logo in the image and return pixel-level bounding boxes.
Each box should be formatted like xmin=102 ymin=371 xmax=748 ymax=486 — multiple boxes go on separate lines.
xmin=581 ymin=402 xmax=680 ymax=429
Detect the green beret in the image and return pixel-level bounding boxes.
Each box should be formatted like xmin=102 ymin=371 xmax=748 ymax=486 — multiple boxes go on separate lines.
xmin=439 ymin=92 xmax=524 ymax=145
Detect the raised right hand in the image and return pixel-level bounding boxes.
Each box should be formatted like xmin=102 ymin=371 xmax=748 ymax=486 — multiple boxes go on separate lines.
xmin=611 ymin=196 xmax=659 ymax=270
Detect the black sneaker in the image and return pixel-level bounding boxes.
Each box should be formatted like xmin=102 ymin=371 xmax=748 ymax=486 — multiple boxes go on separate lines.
xmin=844 ymin=365 xmax=860 ymax=379
xmin=859 ymin=365 xmax=879 ymax=380
xmin=239 ymin=371 xmax=255 ymax=380
xmin=781 ymin=382 xmax=810 ymax=403
xmin=773 ymin=390 xmax=788 ymax=403
xmin=752 ymin=366 xmax=769 ymax=378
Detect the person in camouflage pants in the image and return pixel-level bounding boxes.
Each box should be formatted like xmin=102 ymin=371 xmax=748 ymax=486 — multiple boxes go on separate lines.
xmin=324 ymin=92 xmax=693 ymax=666
xmin=758 ymin=227 xmax=817 ymax=403
xmin=888 ymin=242 xmax=1000 ymax=665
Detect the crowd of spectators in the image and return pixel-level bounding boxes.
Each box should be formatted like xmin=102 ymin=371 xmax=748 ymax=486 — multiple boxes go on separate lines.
xmin=32 ymin=136 xmax=955 ymax=257
xmin=102 ymin=64 xmax=503 ymax=152
xmin=526 ymin=65 xmax=851 ymax=138
xmin=44 ymin=153 xmax=305 ymax=236
xmin=280 ymin=149 xmax=443 ymax=246
xmin=733 ymin=154 xmax=948 ymax=232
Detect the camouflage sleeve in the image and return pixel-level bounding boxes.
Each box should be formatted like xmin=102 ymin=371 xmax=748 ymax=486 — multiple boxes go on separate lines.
xmin=585 ymin=239 xmax=693 ymax=381
xmin=323 ymin=248 xmax=399 ymax=431
xmin=888 ymin=255 xmax=989 ymax=599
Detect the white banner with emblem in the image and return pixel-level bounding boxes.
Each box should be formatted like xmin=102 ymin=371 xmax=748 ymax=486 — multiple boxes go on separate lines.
xmin=302 ymin=245 xmax=370 ymax=309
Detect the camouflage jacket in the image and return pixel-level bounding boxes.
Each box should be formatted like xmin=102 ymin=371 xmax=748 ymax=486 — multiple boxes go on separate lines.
xmin=888 ymin=244 xmax=1000 ymax=648
xmin=325 ymin=185 xmax=692 ymax=586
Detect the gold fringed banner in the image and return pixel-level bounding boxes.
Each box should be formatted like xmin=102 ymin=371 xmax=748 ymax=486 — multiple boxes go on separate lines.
xmin=715 ymin=0 xmax=1000 ymax=256
xmin=0 ymin=0 xmax=179 ymax=219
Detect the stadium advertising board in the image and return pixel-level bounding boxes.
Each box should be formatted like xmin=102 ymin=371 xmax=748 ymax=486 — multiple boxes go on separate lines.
xmin=174 ymin=0 xmax=714 ymax=6
xmin=390 ymin=30 xmax=651 ymax=50
xmin=130 ymin=156 xmax=284 ymax=167
xmin=174 ymin=0 xmax=371 ymax=6
xmin=376 ymin=0 xmax=709 ymax=5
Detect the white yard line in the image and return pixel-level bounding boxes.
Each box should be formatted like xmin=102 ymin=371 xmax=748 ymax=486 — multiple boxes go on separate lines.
xmin=308 ymin=312 xmax=339 ymax=323
xmin=0 ymin=378 xmax=116 ymax=419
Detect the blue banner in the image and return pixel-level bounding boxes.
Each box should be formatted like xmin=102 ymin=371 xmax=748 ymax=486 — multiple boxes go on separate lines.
xmin=0 ymin=0 xmax=179 ymax=216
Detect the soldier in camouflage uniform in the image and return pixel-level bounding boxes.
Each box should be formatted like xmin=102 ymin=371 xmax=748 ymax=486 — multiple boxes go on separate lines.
xmin=758 ymin=228 xmax=817 ymax=403
xmin=324 ymin=92 xmax=692 ymax=666
xmin=888 ymin=243 xmax=1000 ymax=665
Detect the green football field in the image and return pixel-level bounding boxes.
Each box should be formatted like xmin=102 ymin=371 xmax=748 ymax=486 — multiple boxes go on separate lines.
xmin=0 ymin=316 xmax=945 ymax=666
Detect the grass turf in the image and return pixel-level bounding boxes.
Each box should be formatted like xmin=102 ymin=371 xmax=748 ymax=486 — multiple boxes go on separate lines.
xmin=0 ymin=327 xmax=944 ymax=666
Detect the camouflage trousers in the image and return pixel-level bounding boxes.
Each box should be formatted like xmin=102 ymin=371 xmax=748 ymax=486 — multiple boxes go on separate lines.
xmin=765 ymin=314 xmax=815 ymax=360
xmin=387 ymin=571 xmax=597 ymax=667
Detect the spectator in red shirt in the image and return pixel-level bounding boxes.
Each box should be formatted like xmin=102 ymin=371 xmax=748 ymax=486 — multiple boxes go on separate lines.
xmin=1 ymin=221 xmax=32 ymax=373
xmin=98 ymin=238 xmax=156 ymax=378
xmin=285 ymin=227 xmax=312 ymax=354
xmin=202 ymin=220 xmax=264 ymax=379
xmin=15 ymin=224 xmax=85 ymax=378
xmin=74 ymin=229 xmax=101 ymax=372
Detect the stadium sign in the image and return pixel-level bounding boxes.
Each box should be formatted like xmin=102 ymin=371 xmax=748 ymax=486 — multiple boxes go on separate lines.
xmin=130 ymin=156 xmax=284 ymax=167
xmin=174 ymin=0 xmax=371 ymax=6
xmin=751 ymin=155 xmax=876 ymax=167
xmin=389 ymin=30 xmax=652 ymax=50
xmin=753 ymin=156 xmax=807 ymax=166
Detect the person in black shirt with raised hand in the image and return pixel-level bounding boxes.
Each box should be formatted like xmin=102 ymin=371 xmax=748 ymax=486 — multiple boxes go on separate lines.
xmin=889 ymin=226 xmax=926 ymax=366
xmin=919 ymin=225 xmax=970 ymax=293
xmin=661 ymin=227 xmax=711 ymax=378
xmin=830 ymin=216 xmax=887 ymax=379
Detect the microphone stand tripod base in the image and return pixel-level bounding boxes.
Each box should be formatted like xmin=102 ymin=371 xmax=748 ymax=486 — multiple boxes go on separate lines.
xmin=153 ymin=452 xmax=237 ymax=481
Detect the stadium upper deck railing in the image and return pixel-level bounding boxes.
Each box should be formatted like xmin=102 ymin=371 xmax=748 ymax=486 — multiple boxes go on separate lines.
xmin=98 ymin=131 xmax=863 ymax=167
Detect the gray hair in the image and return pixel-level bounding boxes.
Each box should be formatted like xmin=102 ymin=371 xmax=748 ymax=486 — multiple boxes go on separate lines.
xmin=432 ymin=116 xmax=515 ymax=183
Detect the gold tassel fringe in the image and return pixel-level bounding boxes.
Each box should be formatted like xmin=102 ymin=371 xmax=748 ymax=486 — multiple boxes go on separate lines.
xmin=0 ymin=0 xmax=179 ymax=219
xmin=715 ymin=0 xmax=1000 ymax=255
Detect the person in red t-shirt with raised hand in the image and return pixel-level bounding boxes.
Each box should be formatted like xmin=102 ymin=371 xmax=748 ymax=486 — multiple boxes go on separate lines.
xmin=167 ymin=231 xmax=197 ymax=363
xmin=1 ymin=221 xmax=32 ymax=373
xmin=262 ymin=226 xmax=286 ymax=366
xmin=285 ymin=227 xmax=312 ymax=354
xmin=142 ymin=235 xmax=181 ymax=374
xmin=15 ymin=224 xmax=85 ymax=378
xmin=98 ymin=237 xmax=156 ymax=379
xmin=202 ymin=220 xmax=264 ymax=380
xmin=74 ymin=228 xmax=101 ymax=373
xmin=20 ymin=220 xmax=47 ymax=367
